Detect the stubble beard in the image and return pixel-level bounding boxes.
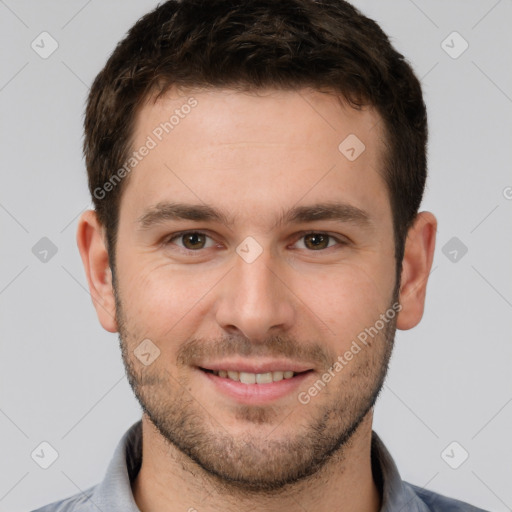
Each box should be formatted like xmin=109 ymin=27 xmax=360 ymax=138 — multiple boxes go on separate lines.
xmin=115 ymin=280 xmax=398 ymax=495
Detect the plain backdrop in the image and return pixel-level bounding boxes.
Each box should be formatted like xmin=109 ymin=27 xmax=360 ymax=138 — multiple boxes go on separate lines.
xmin=0 ymin=1 xmax=511 ymax=511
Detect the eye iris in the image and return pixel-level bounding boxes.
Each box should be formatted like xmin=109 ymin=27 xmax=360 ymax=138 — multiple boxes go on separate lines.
xmin=304 ymin=233 xmax=329 ymax=250
xmin=183 ymin=233 xmax=205 ymax=249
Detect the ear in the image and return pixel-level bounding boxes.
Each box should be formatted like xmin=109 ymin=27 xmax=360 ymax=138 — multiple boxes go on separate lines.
xmin=76 ymin=210 xmax=118 ymax=333
xmin=396 ymin=211 xmax=437 ymax=330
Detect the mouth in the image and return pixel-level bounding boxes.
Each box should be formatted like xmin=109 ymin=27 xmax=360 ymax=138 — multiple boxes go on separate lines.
xmin=200 ymin=368 xmax=311 ymax=384
xmin=197 ymin=363 xmax=315 ymax=404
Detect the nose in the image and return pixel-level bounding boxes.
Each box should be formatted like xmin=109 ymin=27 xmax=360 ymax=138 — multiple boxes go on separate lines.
xmin=214 ymin=247 xmax=296 ymax=342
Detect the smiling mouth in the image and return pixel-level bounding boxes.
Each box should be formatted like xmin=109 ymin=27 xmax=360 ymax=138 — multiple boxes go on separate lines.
xmin=199 ymin=368 xmax=313 ymax=384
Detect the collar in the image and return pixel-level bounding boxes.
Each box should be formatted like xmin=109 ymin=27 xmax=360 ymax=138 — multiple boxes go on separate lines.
xmin=89 ymin=420 xmax=429 ymax=511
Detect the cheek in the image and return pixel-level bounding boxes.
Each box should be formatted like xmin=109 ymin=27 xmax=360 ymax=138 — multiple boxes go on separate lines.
xmin=119 ymin=260 xmax=222 ymax=340
xmin=297 ymin=260 xmax=393 ymax=339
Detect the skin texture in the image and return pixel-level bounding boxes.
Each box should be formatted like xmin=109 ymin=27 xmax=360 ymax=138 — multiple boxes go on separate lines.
xmin=77 ymin=87 xmax=437 ymax=512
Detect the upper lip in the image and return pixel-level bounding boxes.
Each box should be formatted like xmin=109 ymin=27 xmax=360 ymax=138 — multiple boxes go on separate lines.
xmin=198 ymin=359 xmax=314 ymax=374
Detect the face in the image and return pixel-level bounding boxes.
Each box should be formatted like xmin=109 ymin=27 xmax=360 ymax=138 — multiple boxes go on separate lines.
xmin=113 ymin=87 xmax=398 ymax=491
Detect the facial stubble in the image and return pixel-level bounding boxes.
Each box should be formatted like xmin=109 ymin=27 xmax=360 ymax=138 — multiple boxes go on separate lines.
xmin=114 ymin=277 xmax=398 ymax=494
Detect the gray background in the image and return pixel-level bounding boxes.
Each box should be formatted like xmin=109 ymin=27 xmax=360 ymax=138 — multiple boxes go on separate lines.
xmin=1 ymin=1 xmax=511 ymax=511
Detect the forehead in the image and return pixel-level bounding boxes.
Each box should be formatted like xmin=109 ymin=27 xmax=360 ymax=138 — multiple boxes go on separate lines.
xmin=136 ymin=86 xmax=384 ymax=153
xmin=122 ymin=87 xmax=390 ymax=227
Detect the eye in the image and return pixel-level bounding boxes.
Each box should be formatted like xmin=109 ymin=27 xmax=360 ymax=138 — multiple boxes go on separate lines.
xmin=166 ymin=231 xmax=216 ymax=250
xmin=294 ymin=232 xmax=345 ymax=251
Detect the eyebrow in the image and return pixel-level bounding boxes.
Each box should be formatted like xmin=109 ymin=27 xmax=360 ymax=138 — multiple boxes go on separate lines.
xmin=136 ymin=202 xmax=232 ymax=230
xmin=278 ymin=202 xmax=372 ymax=230
xmin=135 ymin=201 xmax=373 ymax=231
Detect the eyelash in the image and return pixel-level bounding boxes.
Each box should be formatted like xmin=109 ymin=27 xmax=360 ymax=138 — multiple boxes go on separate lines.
xmin=163 ymin=230 xmax=349 ymax=253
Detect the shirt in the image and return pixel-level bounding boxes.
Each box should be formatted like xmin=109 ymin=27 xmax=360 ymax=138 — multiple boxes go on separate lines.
xmin=31 ymin=420 xmax=488 ymax=512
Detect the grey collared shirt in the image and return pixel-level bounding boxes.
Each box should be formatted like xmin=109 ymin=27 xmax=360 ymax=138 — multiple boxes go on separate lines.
xmin=32 ymin=420 xmax=488 ymax=512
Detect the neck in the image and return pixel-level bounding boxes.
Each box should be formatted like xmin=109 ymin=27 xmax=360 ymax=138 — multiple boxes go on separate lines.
xmin=132 ymin=413 xmax=381 ymax=512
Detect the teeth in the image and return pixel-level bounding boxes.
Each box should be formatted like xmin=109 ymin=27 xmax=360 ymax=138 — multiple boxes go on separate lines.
xmin=256 ymin=372 xmax=272 ymax=384
xmin=214 ymin=370 xmax=297 ymax=384
xmin=227 ymin=370 xmax=239 ymax=381
xmin=240 ymin=372 xmax=256 ymax=384
xmin=272 ymin=371 xmax=284 ymax=382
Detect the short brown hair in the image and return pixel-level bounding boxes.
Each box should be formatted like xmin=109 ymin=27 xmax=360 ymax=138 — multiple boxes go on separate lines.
xmin=84 ymin=0 xmax=427 ymax=284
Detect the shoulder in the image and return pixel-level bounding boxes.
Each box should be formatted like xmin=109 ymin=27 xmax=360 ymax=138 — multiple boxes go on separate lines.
xmin=406 ymin=482 xmax=490 ymax=512
xmin=30 ymin=485 xmax=97 ymax=512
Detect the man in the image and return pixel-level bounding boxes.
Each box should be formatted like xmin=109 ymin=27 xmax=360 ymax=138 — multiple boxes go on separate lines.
xmin=33 ymin=0 xmax=487 ymax=510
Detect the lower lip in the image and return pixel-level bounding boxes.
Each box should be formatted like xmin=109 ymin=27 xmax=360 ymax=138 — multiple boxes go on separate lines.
xmin=198 ymin=368 xmax=314 ymax=404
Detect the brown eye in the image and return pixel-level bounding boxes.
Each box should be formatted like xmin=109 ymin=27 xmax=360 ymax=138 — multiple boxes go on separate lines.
xmin=303 ymin=233 xmax=331 ymax=250
xmin=181 ymin=232 xmax=207 ymax=250
xmin=164 ymin=231 xmax=218 ymax=254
